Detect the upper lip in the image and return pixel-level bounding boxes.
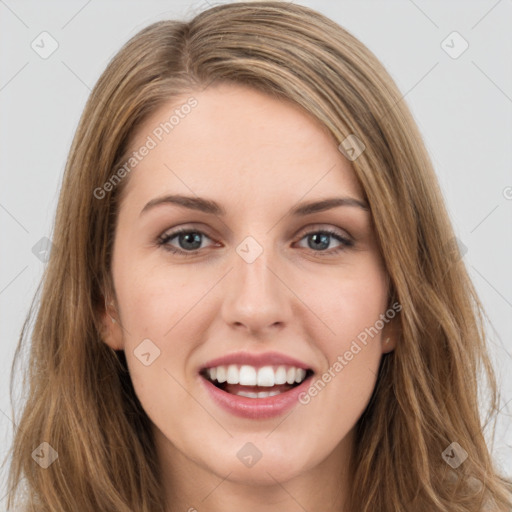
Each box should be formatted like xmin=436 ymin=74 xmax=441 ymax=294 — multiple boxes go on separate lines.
xmin=200 ymin=351 xmax=313 ymax=372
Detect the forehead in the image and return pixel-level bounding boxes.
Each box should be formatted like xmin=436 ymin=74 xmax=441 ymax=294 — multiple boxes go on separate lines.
xmin=119 ymin=82 xmax=365 ymax=212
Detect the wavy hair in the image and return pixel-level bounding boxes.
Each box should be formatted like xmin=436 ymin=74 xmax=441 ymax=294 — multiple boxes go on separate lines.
xmin=5 ymin=2 xmax=512 ymax=511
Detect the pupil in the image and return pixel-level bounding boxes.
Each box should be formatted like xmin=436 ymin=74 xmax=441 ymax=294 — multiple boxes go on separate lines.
xmin=309 ymin=233 xmax=329 ymax=250
xmin=180 ymin=232 xmax=201 ymax=250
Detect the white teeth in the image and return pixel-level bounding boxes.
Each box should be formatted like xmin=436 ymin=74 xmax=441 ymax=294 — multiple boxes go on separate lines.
xmin=286 ymin=367 xmax=296 ymax=385
xmin=257 ymin=366 xmax=275 ymax=387
xmin=274 ymin=366 xmax=287 ymax=385
xmin=226 ymin=364 xmax=239 ymax=384
xmin=236 ymin=390 xmax=282 ymax=398
xmin=239 ymin=365 xmax=257 ymax=386
xmin=237 ymin=391 xmax=259 ymax=398
xmin=215 ymin=366 xmax=227 ymax=383
xmin=259 ymin=390 xmax=281 ymax=397
xmin=205 ymin=364 xmax=309 ymax=387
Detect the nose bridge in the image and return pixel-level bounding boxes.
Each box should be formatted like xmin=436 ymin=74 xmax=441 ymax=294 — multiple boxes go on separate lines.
xmin=221 ymin=234 xmax=290 ymax=332
xmin=234 ymin=234 xmax=281 ymax=301
xmin=237 ymin=237 xmax=274 ymax=291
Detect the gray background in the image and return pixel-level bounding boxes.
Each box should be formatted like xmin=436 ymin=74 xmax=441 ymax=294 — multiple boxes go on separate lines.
xmin=1 ymin=0 xmax=511 ymax=501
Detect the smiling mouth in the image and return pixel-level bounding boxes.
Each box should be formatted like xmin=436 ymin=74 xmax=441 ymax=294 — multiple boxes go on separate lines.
xmin=200 ymin=364 xmax=314 ymax=398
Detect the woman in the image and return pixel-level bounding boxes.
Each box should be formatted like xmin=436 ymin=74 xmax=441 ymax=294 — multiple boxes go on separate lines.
xmin=5 ymin=2 xmax=512 ymax=511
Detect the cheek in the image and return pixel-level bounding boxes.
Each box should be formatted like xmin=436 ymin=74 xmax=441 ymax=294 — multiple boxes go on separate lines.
xmin=313 ymin=258 xmax=388 ymax=349
xmin=112 ymin=262 xmax=217 ymax=402
xmin=114 ymin=258 xmax=210 ymax=338
xmin=116 ymin=271 xmax=203 ymax=424
xmin=303 ymin=256 xmax=388 ymax=407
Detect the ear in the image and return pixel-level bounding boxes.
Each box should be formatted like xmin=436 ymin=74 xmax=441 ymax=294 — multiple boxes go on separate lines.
xmin=97 ymin=294 xmax=125 ymax=351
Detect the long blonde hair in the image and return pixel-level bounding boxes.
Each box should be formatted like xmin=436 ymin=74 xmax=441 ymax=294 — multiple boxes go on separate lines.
xmin=5 ymin=2 xmax=511 ymax=511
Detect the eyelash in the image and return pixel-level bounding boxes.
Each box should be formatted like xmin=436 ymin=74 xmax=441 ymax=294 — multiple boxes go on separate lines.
xmin=156 ymin=226 xmax=354 ymax=258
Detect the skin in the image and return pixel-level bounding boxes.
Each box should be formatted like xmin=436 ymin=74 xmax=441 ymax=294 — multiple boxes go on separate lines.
xmin=100 ymin=82 xmax=397 ymax=512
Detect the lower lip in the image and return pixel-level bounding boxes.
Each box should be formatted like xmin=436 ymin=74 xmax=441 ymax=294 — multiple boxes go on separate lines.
xmin=199 ymin=374 xmax=313 ymax=419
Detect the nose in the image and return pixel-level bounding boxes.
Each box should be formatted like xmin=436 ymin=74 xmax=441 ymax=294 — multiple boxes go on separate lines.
xmin=220 ymin=241 xmax=293 ymax=337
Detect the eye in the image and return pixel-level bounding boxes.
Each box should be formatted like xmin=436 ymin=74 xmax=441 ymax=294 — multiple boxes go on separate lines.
xmin=157 ymin=228 xmax=216 ymax=256
xmin=156 ymin=226 xmax=354 ymax=257
xmin=295 ymin=228 xmax=353 ymax=255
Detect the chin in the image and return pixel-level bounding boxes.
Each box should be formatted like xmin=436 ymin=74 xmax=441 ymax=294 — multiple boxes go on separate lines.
xmin=197 ymin=434 xmax=321 ymax=485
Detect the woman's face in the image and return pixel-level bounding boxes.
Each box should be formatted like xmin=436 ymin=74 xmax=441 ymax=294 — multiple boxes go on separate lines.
xmin=101 ymin=82 xmax=395 ymax=489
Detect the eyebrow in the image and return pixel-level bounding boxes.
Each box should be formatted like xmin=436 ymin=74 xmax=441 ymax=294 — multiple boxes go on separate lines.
xmin=139 ymin=194 xmax=370 ymax=217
